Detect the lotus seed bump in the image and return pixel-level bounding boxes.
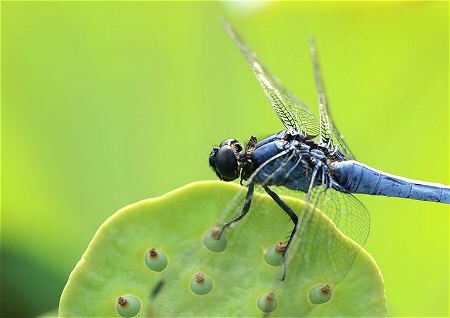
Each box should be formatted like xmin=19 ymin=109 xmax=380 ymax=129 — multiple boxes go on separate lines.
xmin=264 ymin=242 xmax=285 ymax=266
xmin=309 ymin=284 xmax=333 ymax=304
xmin=116 ymin=295 xmax=141 ymax=318
xmin=145 ymin=248 xmax=168 ymax=272
xmin=257 ymin=292 xmax=277 ymax=313
xmin=203 ymin=226 xmax=227 ymax=252
xmin=191 ymin=272 xmax=213 ymax=295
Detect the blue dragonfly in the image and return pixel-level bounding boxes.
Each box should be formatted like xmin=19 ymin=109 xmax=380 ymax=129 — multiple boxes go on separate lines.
xmin=209 ymin=21 xmax=450 ymax=281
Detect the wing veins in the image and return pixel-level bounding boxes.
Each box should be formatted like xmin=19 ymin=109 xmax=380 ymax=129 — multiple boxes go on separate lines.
xmin=223 ymin=20 xmax=319 ymax=138
xmin=309 ymin=38 xmax=356 ymax=159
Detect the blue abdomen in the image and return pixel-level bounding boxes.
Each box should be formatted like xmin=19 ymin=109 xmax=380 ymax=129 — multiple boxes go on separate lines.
xmin=332 ymin=160 xmax=450 ymax=203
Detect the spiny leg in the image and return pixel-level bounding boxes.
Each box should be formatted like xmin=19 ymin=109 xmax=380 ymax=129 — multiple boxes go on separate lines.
xmin=263 ymin=185 xmax=298 ymax=251
xmin=220 ymin=182 xmax=255 ymax=236
xmin=266 ymin=155 xmax=303 ymax=248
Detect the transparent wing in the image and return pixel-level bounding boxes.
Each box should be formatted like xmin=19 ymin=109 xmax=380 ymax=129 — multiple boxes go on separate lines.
xmin=285 ymin=186 xmax=370 ymax=284
xmin=223 ymin=20 xmax=319 ymax=139
xmin=309 ymin=38 xmax=355 ymax=160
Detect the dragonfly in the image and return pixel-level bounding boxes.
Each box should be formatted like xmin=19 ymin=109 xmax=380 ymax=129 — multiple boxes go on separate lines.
xmin=208 ymin=21 xmax=450 ymax=282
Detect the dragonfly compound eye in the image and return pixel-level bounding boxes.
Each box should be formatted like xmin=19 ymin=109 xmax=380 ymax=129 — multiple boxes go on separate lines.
xmin=215 ymin=145 xmax=239 ymax=181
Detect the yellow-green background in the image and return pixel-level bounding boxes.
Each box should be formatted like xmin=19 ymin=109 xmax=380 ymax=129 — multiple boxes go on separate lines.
xmin=2 ymin=1 xmax=448 ymax=317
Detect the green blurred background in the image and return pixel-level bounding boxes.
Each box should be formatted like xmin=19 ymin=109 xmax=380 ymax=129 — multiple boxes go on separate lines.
xmin=2 ymin=1 xmax=448 ymax=317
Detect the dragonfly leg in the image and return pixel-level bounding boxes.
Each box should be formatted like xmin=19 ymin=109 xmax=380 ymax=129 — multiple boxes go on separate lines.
xmin=263 ymin=185 xmax=298 ymax=225
xmin=263 ymin=185 xmax=298 ymax=250
xmin=220 ymin=182 xmax=255 ymax=237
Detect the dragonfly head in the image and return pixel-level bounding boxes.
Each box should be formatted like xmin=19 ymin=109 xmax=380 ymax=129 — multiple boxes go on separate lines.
xmin=209 ymin=138 xmax=243 ymax=182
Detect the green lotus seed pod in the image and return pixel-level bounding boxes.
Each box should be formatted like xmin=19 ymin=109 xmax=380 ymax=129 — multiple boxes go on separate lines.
xmin=257 ymin=292 xmax=277 ymax=313
xmin=145 ymin=248 xmax=168 ymax=272
xmin=264 ymin=242 xmax=285 ymax=266
xmin=203 ymin=225 xmax=227 ymax=252
xmin=309 ymin=284 xmax=332 ymax=304
xmin=116 ymin=295 xmax=141 ymax=318
xmin=59 ymin=181 xmax=387 ymax=317
xmin=190 ymin=272 xmax=213 ymax=295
